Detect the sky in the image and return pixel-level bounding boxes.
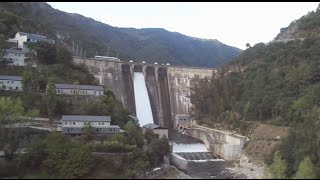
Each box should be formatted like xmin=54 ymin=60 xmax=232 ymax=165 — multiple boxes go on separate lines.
xmin=47 ymin=2 xmax=319 ymax=50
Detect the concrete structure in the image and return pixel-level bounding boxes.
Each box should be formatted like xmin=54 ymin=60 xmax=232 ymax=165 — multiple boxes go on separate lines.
xmin=61 ymin=115 xmax=120 ymax=135
xmin=142 ymin=123 xmax=168 ymax=138
xmin=0 ymin=75 xmax=23 ymax=91
xmin=1 ymin=49 xmax=26 ymax=66
xmin=73 ymin=56 xmax=216 ymax=129
xmin=175 ymin=114 xmax=191 ymax=130
xmin=94 ymin=56 xmax=120 ymax=61
xmin=184 ymin=125 xmax=248 ymax=160
xmin=54 ymin=84 xmax=104 ymax=96
xmin=8 ymin=32 xmax=55 ymax=48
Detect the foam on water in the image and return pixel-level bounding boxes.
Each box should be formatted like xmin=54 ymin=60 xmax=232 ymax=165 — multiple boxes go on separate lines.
xmin=172 ymin=143 xmax=209 ymax=153
xmin=133 ymin=72 xmax=154 ymax=126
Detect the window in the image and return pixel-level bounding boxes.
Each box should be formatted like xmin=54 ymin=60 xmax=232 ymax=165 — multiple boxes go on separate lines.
xmin=73 ymin=122 xmax=75 ymax=125
xmin=65 ymin=122 xmax=67 ymax=125
xmin=67 ymin=128 xmax=73 ymax=133
xmin=15 ymin=54 xmax=17 ymax=56
xmin=84 ymin=122 xmax=86 ymax=125
xmin=98 ymin=122 xmax=101 ymax=125
xmin=102 ymin=122 xmax=104 ymax=125
xmin=15 ymin=87 xmax=18 ymax=90
xmin=7 ymin=81 xmax=9 ymax=83
xmin=11 ymin=81 xmax=14 ymax=84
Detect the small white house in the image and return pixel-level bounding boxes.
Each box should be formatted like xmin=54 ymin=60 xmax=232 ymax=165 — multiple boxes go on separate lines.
xmin=1 ymin=49 xmax=26 ymax=66
xmin=9 ymin=32 xmax=55 ymax=48
xmin=0 ymin=75 xmax=23 ymax=91
xmin=54 ymin=84 xmax=104 ymax=96
xmin=61 ymin=115 xmax=120 ymax=134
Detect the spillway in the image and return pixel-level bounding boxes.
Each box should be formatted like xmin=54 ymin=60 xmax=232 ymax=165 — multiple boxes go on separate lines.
xmin=133 ymin=72 xmax=154 ymax=126
xmin=172 ymin=143 xmax=208 ymax=153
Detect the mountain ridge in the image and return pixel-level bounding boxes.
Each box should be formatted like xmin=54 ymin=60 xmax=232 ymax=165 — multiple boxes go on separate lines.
xmin=0 ymin=2 xmax=241 ymax=67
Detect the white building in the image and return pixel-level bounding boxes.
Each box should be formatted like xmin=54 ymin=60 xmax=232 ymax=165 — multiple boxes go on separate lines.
xmin=1 ymin=49 xmax=26 ymax=66
xmin=8 ymin=32 xmax=55 ymax=48
xmin=61 ymin=115 xmax=120 ymax=135
xmin=0 ymin=75 xmax=23 ymax=91
xmin=54 ymin=84 xmax=104 ymax=96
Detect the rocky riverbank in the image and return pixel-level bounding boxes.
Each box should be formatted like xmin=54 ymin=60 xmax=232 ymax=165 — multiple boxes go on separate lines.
xmin=226 ymin=155 xmax=265 ymax=179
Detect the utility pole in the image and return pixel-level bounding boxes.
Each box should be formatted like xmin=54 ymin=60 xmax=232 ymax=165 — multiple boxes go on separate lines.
xmin=95 ymin=50 xmax=97 ymax=56
xmin=80 ymin=45 xmax=83 ymax=58
xmin=84 ymin=50 xmax=86 ymax=59
xmin=76 ymin=43 xmax=78 ymax=57
xmin=72 ymin=40 xmax=74 ymax=55
xmin=107 ymin=46 xmax=110 ymax=56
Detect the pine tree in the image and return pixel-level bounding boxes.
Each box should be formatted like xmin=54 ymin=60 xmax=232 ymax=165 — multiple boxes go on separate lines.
xmin=270 ymin=151 xmax=287 ymax=179
xmin=295 ymin=156 xmax=317 ymax=179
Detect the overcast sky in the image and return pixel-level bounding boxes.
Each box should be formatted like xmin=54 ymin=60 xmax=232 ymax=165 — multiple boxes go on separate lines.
xmin=47 ymin=2 xmax=319 ymax=50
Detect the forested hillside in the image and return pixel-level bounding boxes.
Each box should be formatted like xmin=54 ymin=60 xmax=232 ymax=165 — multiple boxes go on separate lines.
xmin=190 ymin=5 xmax=320 ymax=178
xmin=0 ymin=2 xmax=241 ymax=67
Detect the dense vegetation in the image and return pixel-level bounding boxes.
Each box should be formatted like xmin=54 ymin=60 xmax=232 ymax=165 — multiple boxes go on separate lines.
xmin=191 ymin=35 xmax=320 ymax=178
xmin=0 ymin=2 xmax=240 ymax=67
xmin=1 ymin=121 xmax=170 ymax=178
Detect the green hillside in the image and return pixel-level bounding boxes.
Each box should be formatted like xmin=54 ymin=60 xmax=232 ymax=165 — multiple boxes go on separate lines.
xmin=191 ymin=4 xmax=320 ymax=178
xmin=0 ymin=2 xmax=241 ymax=67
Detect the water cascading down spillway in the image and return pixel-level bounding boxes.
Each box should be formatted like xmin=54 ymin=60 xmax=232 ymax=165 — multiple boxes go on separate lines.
xmin=133 ymin=72 xmax=154 ymax=126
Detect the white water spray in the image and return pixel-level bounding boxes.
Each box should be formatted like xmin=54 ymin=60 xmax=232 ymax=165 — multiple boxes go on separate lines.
xmin=172 ymin=143 xmax=208 ymax=153
xmin=93 ymin=67 xmax=103 ymax=85
xmin=133 ymin=72 xmax=154 ymax=126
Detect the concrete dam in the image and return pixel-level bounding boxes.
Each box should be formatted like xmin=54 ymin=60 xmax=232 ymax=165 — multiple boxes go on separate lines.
xmin=73 ymin=57 xmax=216 ymax=128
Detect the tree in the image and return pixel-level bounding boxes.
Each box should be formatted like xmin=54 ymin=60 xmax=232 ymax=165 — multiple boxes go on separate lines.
xmin=294 ymin=156 xmax=317 ymax=179
xmin=29 ymin=42 xmax=57 ymax=65
xmin=123 ymin=121 xmax=144 ymax=148
xmin=60 ymin=143 xmax=93 ymax=178
xmin=144 ymin=129 xmax=157 ymax=144
xmin=0 ymin=97 xmax=39 ymax=161
xmin=270 ymin=151 xmax=287 ymax=179
xmin=44 ymin=81 xmax=56 ymax=122
xmin=80 ymin=123 xmax=95 ymax=142
xmin=246 ymin=43 xmax=251 ymax=48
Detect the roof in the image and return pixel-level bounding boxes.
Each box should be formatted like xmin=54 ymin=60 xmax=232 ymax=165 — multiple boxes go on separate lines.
xmin=55 ymin=84 xmax=104 ymax=91
xmin=17 ymin=32 xmax=55 ymax=42
xmin=143 ymin=123 xmax=167 ymax=129
xmin=18 ymin=32 xmax=47 ymax=39
xmin=2 ymin=49 xmax=25 ymax=54
xmin=0 ymin=75 xmax=22 ymax=81
xmin=62 ymin=115 xmax=111 ymax=122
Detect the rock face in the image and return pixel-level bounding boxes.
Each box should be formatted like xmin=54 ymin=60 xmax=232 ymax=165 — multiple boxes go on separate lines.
xmin=274 ymin=22 xmax=299 ymax=41
xmin=274 ymin=3 xmax=320 ymax=41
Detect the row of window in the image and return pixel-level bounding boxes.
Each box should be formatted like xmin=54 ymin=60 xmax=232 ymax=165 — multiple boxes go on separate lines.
xmin=1 ymin=85 xmax=19 ymax=90
xmin=64 ymin=122 xmax=105 ymax=125
xmin=3 ymin=53 xmax=22 ymax=57
xmin=5 ymin=80 xmax=15 ymax=84
xmin=56 ymin=89 xmax=93 ymax=94
xmin=66 ymin=128 xmax=116 ymax=133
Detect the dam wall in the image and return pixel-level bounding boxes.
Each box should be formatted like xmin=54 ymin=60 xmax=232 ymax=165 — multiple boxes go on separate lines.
xmin=73 ymin=57 xmax=216 ymax=128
